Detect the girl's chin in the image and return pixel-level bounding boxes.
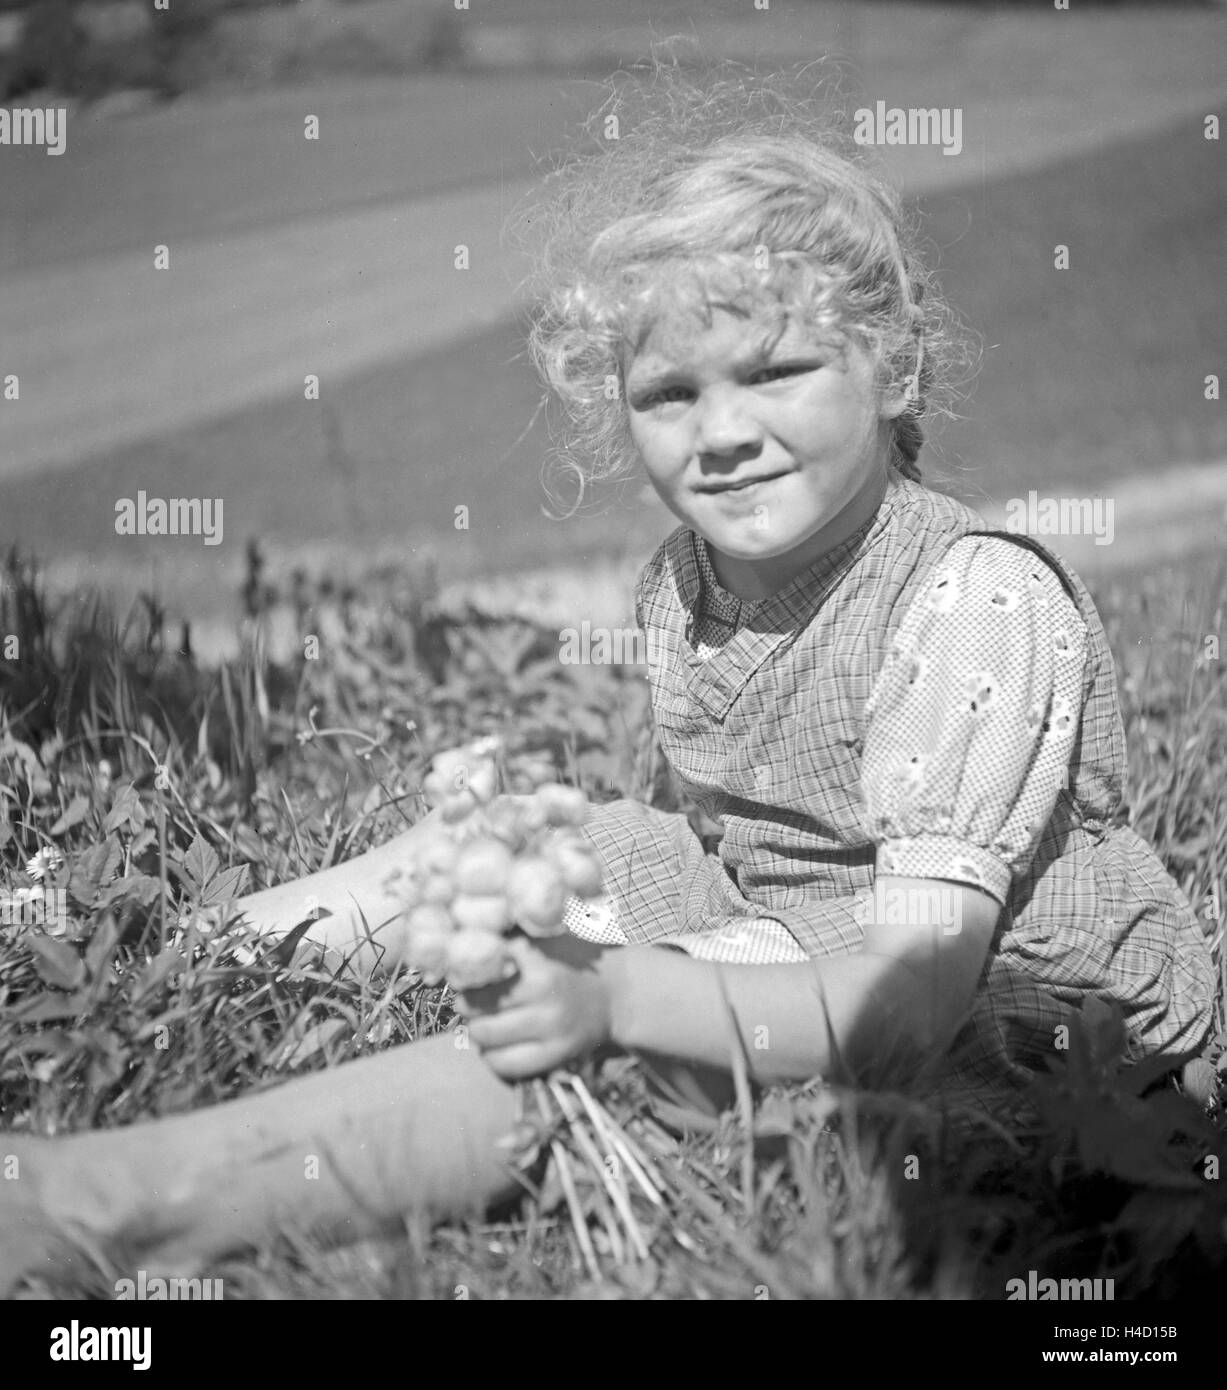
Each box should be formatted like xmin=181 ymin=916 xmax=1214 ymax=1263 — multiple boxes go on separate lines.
xmin=698 ymin=518 xmax=823 ymax=563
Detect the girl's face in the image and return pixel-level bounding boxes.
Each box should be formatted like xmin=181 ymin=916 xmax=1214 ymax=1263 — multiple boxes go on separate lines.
xmin=624 ymin=303 xmax=906 ymax=600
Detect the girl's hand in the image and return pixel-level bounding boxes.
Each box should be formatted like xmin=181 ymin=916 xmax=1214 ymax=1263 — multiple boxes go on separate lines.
xmin=455 ymin=933 xmax=618 ymax=1081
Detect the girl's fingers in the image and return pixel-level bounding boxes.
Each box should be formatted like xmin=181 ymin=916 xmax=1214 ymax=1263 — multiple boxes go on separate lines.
xmin=455 ymin=974 xmax=530 ymax=1017
xmin=507 ymin=932 xmax=604 ymax=971
xmin=455 ymin=938 xmax=557 ymax=1016
xmin=475 ymin=1041 xmax=554 ymax=1083
xmin=505 ymin=935 xmax=544 ymax=966
xmin=465 ymin=1004 xmax=544 ymax=1053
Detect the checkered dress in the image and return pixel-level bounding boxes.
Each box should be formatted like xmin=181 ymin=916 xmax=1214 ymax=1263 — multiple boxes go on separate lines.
xmin=564 ymin=473 xmax=1215 ymax=1114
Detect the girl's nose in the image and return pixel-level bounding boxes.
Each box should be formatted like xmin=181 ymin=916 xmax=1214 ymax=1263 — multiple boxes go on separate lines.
xmin=694 ymin=387 xmax=761 ymax=457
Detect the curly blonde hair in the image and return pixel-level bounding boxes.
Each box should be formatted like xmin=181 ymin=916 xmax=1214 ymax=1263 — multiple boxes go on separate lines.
xmin=510 ymin=62 xmax=971 ymax=515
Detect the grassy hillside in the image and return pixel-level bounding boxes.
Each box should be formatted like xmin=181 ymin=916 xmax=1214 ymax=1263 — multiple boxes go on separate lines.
xmin=0 ymin=544 xmax=1222 ymax=1299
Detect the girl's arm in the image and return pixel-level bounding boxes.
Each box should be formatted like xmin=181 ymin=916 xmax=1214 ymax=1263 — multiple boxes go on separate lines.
xmin=463 ymin=875 xmax=1000 ymax=1087
xmin=602 ymin=875 xmax=1000 ymax=1086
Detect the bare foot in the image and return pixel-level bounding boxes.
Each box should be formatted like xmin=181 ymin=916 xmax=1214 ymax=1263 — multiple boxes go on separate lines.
xmin=4 ymin=1032 xmax=528 ymax=1294
xmin=0 ymin=1128 xmax=205 ymax=1297
xmin=0 ymin=1136 xmax=114 ymax=1297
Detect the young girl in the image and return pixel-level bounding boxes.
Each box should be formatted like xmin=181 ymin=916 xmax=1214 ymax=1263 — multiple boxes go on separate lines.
xmin=1 ymin=74 xmax=1216 ymax=1290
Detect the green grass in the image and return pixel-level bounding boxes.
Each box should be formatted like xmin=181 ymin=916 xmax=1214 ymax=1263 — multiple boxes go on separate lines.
xmin=0 ymin=544 xmax=1224 ymax=1299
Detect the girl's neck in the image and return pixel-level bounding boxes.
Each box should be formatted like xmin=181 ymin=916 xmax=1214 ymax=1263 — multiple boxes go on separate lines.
xmin=707 ymin=464 xmax=893 ymax=602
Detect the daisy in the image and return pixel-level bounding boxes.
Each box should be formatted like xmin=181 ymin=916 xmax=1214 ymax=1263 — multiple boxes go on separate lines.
xmin=26 ymin=846 xmax=64 ymax=882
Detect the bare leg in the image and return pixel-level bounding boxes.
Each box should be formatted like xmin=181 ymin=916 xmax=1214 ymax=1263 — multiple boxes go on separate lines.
xmin=0 ymin=803 xmax=555 ymax=1294
xmin=226 ymin=798 xmax=556 ymax=975
xmin=0 ymin=799 xmax=737 ymax=1293
xmin=222 ymin=808 xmax=457 ymax=975
xmin=0 ymin=1033 xmax=523 ymax=1296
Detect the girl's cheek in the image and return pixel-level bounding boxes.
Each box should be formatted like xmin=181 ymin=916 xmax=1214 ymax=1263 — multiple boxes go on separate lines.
xmin=638 ymin=421 xmax=687 ymax=470
xmin=629 ymin=423 xmax=662 ymax=467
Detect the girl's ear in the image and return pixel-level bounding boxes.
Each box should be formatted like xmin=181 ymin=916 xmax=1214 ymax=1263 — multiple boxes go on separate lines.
xmin=878 ymin=378 xmax=912 ymax=422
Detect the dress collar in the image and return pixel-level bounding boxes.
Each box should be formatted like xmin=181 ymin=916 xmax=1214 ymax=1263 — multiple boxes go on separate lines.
xmin=693 ymin=537 xmax=746 ymax=628
xmin=663 ymin=474 xmax=907 ymax=723
xmin=679 ymin=472 xmax=906 ymax=640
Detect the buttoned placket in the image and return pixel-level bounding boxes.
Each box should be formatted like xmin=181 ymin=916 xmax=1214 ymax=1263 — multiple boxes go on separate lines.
xmin=673 ymin=489 xmax=902 ymax=725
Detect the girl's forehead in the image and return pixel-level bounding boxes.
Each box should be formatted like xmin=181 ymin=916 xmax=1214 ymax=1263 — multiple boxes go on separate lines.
xmin=624 ymin=301 xmax=834 ymax=368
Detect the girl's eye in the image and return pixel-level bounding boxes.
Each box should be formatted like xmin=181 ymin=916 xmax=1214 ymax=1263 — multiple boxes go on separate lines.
xmin=750 ymin=363 xmax=813 ymax=384
xmin=636 ymin=385 xmax=692 ymax=409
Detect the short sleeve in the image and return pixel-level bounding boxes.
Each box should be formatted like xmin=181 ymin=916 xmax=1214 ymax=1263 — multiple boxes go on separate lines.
xmin=861 ymin=535 xmax=1089 ymax=905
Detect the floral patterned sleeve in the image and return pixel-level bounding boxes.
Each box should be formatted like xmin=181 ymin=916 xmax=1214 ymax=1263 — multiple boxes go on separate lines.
xmin=861 ymin=535 xmax=1089 ymax=906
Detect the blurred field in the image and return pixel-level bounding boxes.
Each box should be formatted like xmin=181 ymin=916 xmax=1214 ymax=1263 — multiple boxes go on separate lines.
xmin=4 ymin=114 xmax=1225 ymax=652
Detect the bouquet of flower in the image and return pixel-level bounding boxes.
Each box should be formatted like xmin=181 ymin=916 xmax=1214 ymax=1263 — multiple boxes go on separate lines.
xmin=382 ymin=737 xmax=685 ymax=1280
xmin=382 ymin=736 xmax=605 ymax=990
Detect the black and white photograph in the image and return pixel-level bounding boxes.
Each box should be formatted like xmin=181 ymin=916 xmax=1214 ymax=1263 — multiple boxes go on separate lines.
xmin=0 ymin=0 xmax=1224 ymax=1336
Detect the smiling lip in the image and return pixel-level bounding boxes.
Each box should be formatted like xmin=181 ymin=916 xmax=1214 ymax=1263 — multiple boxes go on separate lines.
xmin=696 ymin=471 xmax=790 ymax=495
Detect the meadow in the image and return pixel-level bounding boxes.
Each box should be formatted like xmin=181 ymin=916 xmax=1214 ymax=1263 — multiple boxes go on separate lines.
xmin=0 ymin=542 xmax=1223 ymax=1299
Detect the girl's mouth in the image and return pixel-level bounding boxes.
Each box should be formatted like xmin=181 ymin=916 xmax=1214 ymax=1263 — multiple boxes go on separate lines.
xmin=697 ymin=470 xmax=790 ymax=496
